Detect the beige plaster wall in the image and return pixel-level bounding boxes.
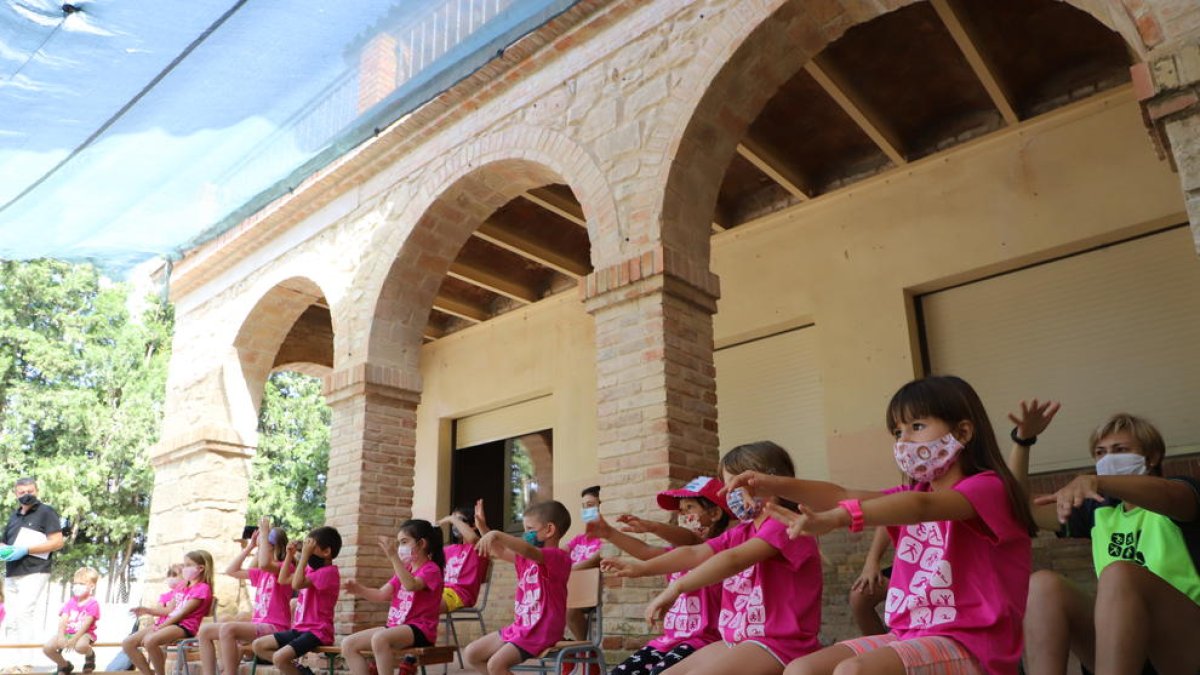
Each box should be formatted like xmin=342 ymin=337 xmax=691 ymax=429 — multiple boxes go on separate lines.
xmin=408 ymin=89 xmax=1189 ymax=515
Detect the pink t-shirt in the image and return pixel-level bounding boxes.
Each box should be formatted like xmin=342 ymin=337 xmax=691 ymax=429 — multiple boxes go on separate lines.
xmin=61 ymin=597 xmax=100 ymax=640
xmin=292 ymin=564 xmax=340 ymax=644
xmin=174 ymin=582 xmax=213 ymax=635
xmin=248 ymin=566 xmax=293 ymax=631
xmin=647 ymin=548 xmax=722 ymax=652
xmin=154 ymin=587 xmax=187 ymax=627
xmin=443 ymin=544 xmax=488 ymax=608
xmin=565 ymin=534 xmax=603 ymax=565
xmin=883 ymin=471 xmax=1032 ymax=675
xmin=499 ymin=547 xmax=571 ymax=654
xmin=706 ymin=518 xmax=822 ymax=663
xmin=386 ymin=560 xmax=444 ymax=641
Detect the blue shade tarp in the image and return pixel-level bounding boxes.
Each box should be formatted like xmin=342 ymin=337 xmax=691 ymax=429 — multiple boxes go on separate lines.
xmin=0 ymin=0 xmax=577 ymax=274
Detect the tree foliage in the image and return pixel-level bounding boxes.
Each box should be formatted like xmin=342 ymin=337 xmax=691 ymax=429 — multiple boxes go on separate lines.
xmin=0 ymin=260 xmax=172 ymax=594
xmin=247 ymin=370 xmax=329 ymax=535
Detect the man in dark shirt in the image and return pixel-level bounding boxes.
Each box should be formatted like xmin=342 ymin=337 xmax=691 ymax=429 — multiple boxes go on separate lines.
xmin=2 ymin=477 xmax=65 ymax=644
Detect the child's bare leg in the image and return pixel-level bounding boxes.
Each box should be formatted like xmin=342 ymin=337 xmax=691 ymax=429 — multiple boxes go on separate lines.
xmin=197 ymin=622 xmax=221 ymax=675
xmin=1024 ymin=570 xmax=1095 ymax=675
xmin=123 ymin=627 xmax=155 ymax=675
xmin=251 ymin=635 xmax=279 ymax=662
xmin=340 ymin=627 xmax=382 ymax=675
xmin=566 ymin=607 xmax=588 ymax=641
xmin=372 ymin=625 xmax=416 ymax=675
xmin=661 ymin=642 xmax=783 ymax=675
xmin=782 ymin=644 xmax=856 ymax=675
xmin=1093 ymin=561 xmax=1200 ymax=675
xmin=218 ymin=623 xmax=261 ymax=675
xmin=484 ymin=642 xmax=525 ymax=675
xmin=74 ymin=635 xmax=94 ymax=658
xmin=849 ymin=586 xmax=888 ymax=637
xmin=44 ymin=635 xmax=68 ymax=668
xmin=270 ymin=644 xmax=301 ymax=675
xmin=144 ymin=625 xmax=185 ymax=675
xmin=463 ymin=632 xmax=505 ymax=675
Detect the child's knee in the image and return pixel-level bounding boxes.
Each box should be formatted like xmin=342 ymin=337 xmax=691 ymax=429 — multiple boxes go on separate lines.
xmin=272 ymin=650 xmax=293 ymax=667
xmin=831 ymin=658 xmax=869 ymax=675
xmin=369 ymin=631 xmax=391 ymax=651
xmin=1097 ymin=560 xmax=1145 ymax=592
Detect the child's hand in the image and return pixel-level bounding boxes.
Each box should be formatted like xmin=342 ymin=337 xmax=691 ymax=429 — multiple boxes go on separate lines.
xmin=586 ymin=514 xmax=613 ymax=539
xmin=246 ymin=529 xmax=260 ymax=550
xmin=378 ymin=535 xmax=397 ymax=557
xmin=285 ymin=540 xmax=300 ymax=556
xmin=599 ymin=557 xmax=642 ymax=578
xmin=342 ymin=579 xmax=365 ymax=595
xmin=259 ymin=515 xmax=271 ymax=532
xmin=614 ymin=514 xmax=655 ymax=534
xmin=644 ymin=583 xmax=680 ymax=631
xmin=130 ymin=606 xmax=150 ymax=617
xmin=1035 ymin=475 xmax=1104 ymax=523
xmin=851 ymin=566 xmax=887 ymax=596
xmin=301 ymin=537 xmax=316 ymax=555
xmin=474 ymin=499 xmax=488 ymax=530
xmin=475 ymin=530 xmax=500 ymax=557
xmin=766 ymin=502 xmax=846 ymax=538
xmin=1008 ymin=399 xmax=1061 ymax=441
xmin=720 ymin=471 xmax=773 ymax=499
xmin=437 ymin=514 xmax=457 ymax=527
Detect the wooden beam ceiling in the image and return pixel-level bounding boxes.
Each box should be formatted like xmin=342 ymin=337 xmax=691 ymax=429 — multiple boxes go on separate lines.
xmin=522 ymin=188 xmax=587 ymax=228
xmin=930 ymin=0 xmax=1020 ymax=126
xmin=473 ymin=219 xmax=590 ymax=279
xmin=804 ymin=55 xmax=908 ymax=166
xmin=432 ymin=295 xmax=489 ymax=323
xmin=447 ymin=259 xmax=539 ymax=304
xmin=736 ymin=137 xmax=810 ymax=200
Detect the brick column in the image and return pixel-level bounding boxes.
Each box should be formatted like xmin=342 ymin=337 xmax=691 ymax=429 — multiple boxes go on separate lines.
xmin=582 ymin=244 xmax=720 ymax=658
xmin=144 ymin=432 xmax=253 ymax=616
xmin=358 ymin=32 xmax=399 ymax=113
xmin=323 ymin=364 xmax=421 ymax=637
xmin=1133 ymin=40 xmax=1200 ymax=250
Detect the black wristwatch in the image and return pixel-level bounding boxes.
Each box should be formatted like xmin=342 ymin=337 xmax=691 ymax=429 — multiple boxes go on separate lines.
xmin=1011 ymin=426 xmax=1037 ymax=447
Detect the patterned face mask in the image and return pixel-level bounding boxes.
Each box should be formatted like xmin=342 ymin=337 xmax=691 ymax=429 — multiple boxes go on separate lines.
xmin=893 ymin=432 xmax=963 ymax=482
xmin=679 ymin=514 xmax=708 ymax=535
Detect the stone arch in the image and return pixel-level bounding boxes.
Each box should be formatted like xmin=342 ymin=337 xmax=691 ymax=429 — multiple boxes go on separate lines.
xmin=647 ymin=0 xmax=1143 ymax=258
xmin=346 ymin=125 xmax=619 ymax=379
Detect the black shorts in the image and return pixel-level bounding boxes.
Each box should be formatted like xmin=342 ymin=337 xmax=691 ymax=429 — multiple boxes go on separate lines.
xmin=178 ymin=627 xmax=195 ymax=640
xmin=272 ymin=630 xmax=323 ymax=658
xmin=506 ymin=642 xmax=534 ymax=662
xmin=406 ymin=626 xmax=431 ymax=648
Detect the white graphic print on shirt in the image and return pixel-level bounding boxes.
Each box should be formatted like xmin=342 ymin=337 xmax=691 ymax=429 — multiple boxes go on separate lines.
xmin=718 ymin=567 xmax=766 ymax=640
xmin=886 ymin=522 xmax=957 ymax=628
xmin=388 ymin=586 xmax=414 ymax=625
xmin=513 ymin=564 xmax=544 ymax=626
xmin=661 ymin=572 xmax=703 ymax=636
xmin=444 ymin=550 xmax=468 ymax=585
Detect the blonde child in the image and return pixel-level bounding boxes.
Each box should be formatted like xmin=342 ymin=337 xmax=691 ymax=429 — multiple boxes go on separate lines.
xmin=437 ymin=502 xmax=490 ymax=614
xmin=199 ymin=517 xmax=294 ymax=675
xmin=593 ymin=476 xmax=731 ymax=675
xmin=727 ymin=375 xmax=1036 ymax=675
xmin=124 ymin=551 xmax=215 ymax=675
xmin=44 ymin=566 xmax=101 ymax=674
xmin=563 ymin=485 xmax=604 ymax=640
xmin=603 ymin=442 xmax=823 ymax=675
xmin=342 ymin=519 xmax=445 ymax=675
xmin=1010 ymin=410 xmax=1200 ymax=675
xmin=463 ymin=500 xmax=573 ymax=675
xmin=251 ymin=526 xmax=342 ymax=675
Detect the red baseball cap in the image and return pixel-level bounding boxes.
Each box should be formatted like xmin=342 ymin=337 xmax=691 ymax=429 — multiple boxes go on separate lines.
xmin=656 ymin=476 xmax=733 ymax=517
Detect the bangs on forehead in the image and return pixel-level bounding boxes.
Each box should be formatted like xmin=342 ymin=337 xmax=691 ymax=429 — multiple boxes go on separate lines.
xmin=885 ymin=380 xmax=942 ymax=430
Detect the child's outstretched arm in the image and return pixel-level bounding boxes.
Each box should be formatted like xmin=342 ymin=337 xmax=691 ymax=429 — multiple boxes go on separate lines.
xmin=342 ymin=578 xmax=392 ymax=603
xmin=381 ymin=536 xmax=427 ymax=591
xmin=439 ymin=513 xmax=480 ymax=545
xmin=279 ymin=540 xmax=300 ymax=585
xmin=1006 ymin=398 xmax=1061 ymax=485
xmin=615 ymin=514 xmax=702 ymax=547
xmin=225 ymin=529 xmax=258 ymax=580
xmin=722 ymin=472 xmax=881 ymax=511
xmin=644 ymin=538 xmax=776 ymax=628
xmin=588 ymin=515 xmax=666 ymax=561
xmin=475 ymin=530 xmax=534 ymax=564
xmin=601 ymin=542 xmax=712 ymax=578
xmin=255 ymin=516 xmax=280 ymax=574
xmin=766 ymin=488 xmax=978 ymax=538
xmin=1037 ymin=475 xmax=1199 ymax=525
xmin=158 ymin=597 xmax=201 ymax=629
xmin=291 ymin=538 xmax=316 ymax=590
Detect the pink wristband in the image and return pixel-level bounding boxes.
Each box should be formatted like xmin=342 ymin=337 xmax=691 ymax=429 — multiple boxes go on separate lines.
xmin=838 ymin=499 xmax=864 ymax=533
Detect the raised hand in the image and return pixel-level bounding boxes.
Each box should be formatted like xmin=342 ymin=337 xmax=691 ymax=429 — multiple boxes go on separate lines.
xmin=644 ymin=585 xmax=680 ymax=631
xmin=378 ymin=535 xmax=397 ymax=557
xmin=474 ymin=499 xmax=489 ymax=531
xmin=614 ymin=514 xmax=655 ymax=534
xmin=1007 ymin=399 xmax=1061 ymax=441
xmin=599 ymin=557 xmax=641 ymax=578
xmin=1035 ymin=474 xmax=1104 ymax=524
xmin=475 ymin=530 xmax=500 ymax=557
xmin=720 ymin=470 xmax=772 ymax=499
xmin=586 ymin=513 xmax=613 ymax=539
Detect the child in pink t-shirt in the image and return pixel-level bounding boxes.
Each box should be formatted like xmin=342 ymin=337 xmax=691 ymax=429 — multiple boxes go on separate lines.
xmin=342 ymin=519 xmax=446 ymax=675
xmin=563 ymin=485 xmax=604 ymax=640
xmin=595 ymin=476 xmax=732 ymax=675
xmin=251 ymin=526 xmax=342 ymax=675
xmin=124 ymin=551 xmax=215 ymax=675
xmin=44 ymin=566 xmax=101 ymax=674
xmin=463 ymin=500 xmax=573 ymax=675
xmin=198 ymin=517 xmax=295 ymax=675
xmin=437 ymin=503 xmax=490 ymax=613
xmin=729 ymin=376 xmax=1037 ymax=675
xmin=604 ymin=446 xmax=823 ymax=675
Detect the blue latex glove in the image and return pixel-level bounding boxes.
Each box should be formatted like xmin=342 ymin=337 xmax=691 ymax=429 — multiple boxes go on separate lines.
xmin=0 ymin=545 xmax=28 ymax=561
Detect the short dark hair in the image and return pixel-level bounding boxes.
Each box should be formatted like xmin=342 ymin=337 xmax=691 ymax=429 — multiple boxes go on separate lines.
xmin=581 ymin=485 xmax=600 ymax=499
xmin=525 ymin=500 xmax=571 ymax=539
xmin=14 ymin=477 xmax=36 ymax=488
xmin=308 ymin=526 xmax=342 ymax=559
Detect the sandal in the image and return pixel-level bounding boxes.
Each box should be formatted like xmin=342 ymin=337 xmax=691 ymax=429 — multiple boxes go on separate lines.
xmin=56 ymin=662 xmax=74 ymax=675
xmin=83 ymin=653 xmax=95 ymax=674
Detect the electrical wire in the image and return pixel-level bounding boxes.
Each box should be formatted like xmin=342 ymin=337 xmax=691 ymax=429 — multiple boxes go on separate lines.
xmin=1 ymin=14 xmax=65 ymax=85
xmin=0 ymin=0 xmax=252 ymax=217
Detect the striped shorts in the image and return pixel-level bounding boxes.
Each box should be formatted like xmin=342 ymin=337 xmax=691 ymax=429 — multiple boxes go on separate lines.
xmin=838 ymin=634 xmax=984 ymax=675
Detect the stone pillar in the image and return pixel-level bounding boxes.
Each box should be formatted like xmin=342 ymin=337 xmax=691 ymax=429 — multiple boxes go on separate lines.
xmin=323 ymin=363 xmax=421 ymax=637
xmin=1133 ymin=40 xmax=1200 ymax=251
xmin=582 ymin=244 xmax=720 ymax=658
xmin=144 ymin=433 xmax=253 ymax=617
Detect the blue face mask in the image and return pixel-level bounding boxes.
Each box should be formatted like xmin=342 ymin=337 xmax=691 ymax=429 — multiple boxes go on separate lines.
xmin=523 ymin=530 xmax=544 ymax=548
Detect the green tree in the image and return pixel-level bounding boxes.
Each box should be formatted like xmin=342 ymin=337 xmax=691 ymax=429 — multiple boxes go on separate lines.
xmin=0 ymin=260 xmax=171 ymax=598
xmin=247 ymin=370 xmax=330 ymax=535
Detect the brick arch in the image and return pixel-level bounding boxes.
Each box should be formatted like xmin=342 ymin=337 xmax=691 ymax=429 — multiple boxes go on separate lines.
xmin=232 ymin=275 xmax=334 ymax=417
xmin=347 ymin=126 xmax=619 ymax=380
xmin=646 ymin=0 xmax=1140 ymax=260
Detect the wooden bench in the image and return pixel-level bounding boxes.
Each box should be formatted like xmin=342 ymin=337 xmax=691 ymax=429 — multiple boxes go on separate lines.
xmin=273 ymin=645 xmax=456 ymax=675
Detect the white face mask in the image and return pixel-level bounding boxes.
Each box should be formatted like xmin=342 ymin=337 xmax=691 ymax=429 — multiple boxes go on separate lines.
xmin=71 ymin=583 xmax=89 ymax=598
xmin=679 ymin=514 xmax=707 ymax=536
xmin=397 ymin=545 xmax=413 ymax=562
xmin=1095 ymin=453 xmax=1148 ymax=476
